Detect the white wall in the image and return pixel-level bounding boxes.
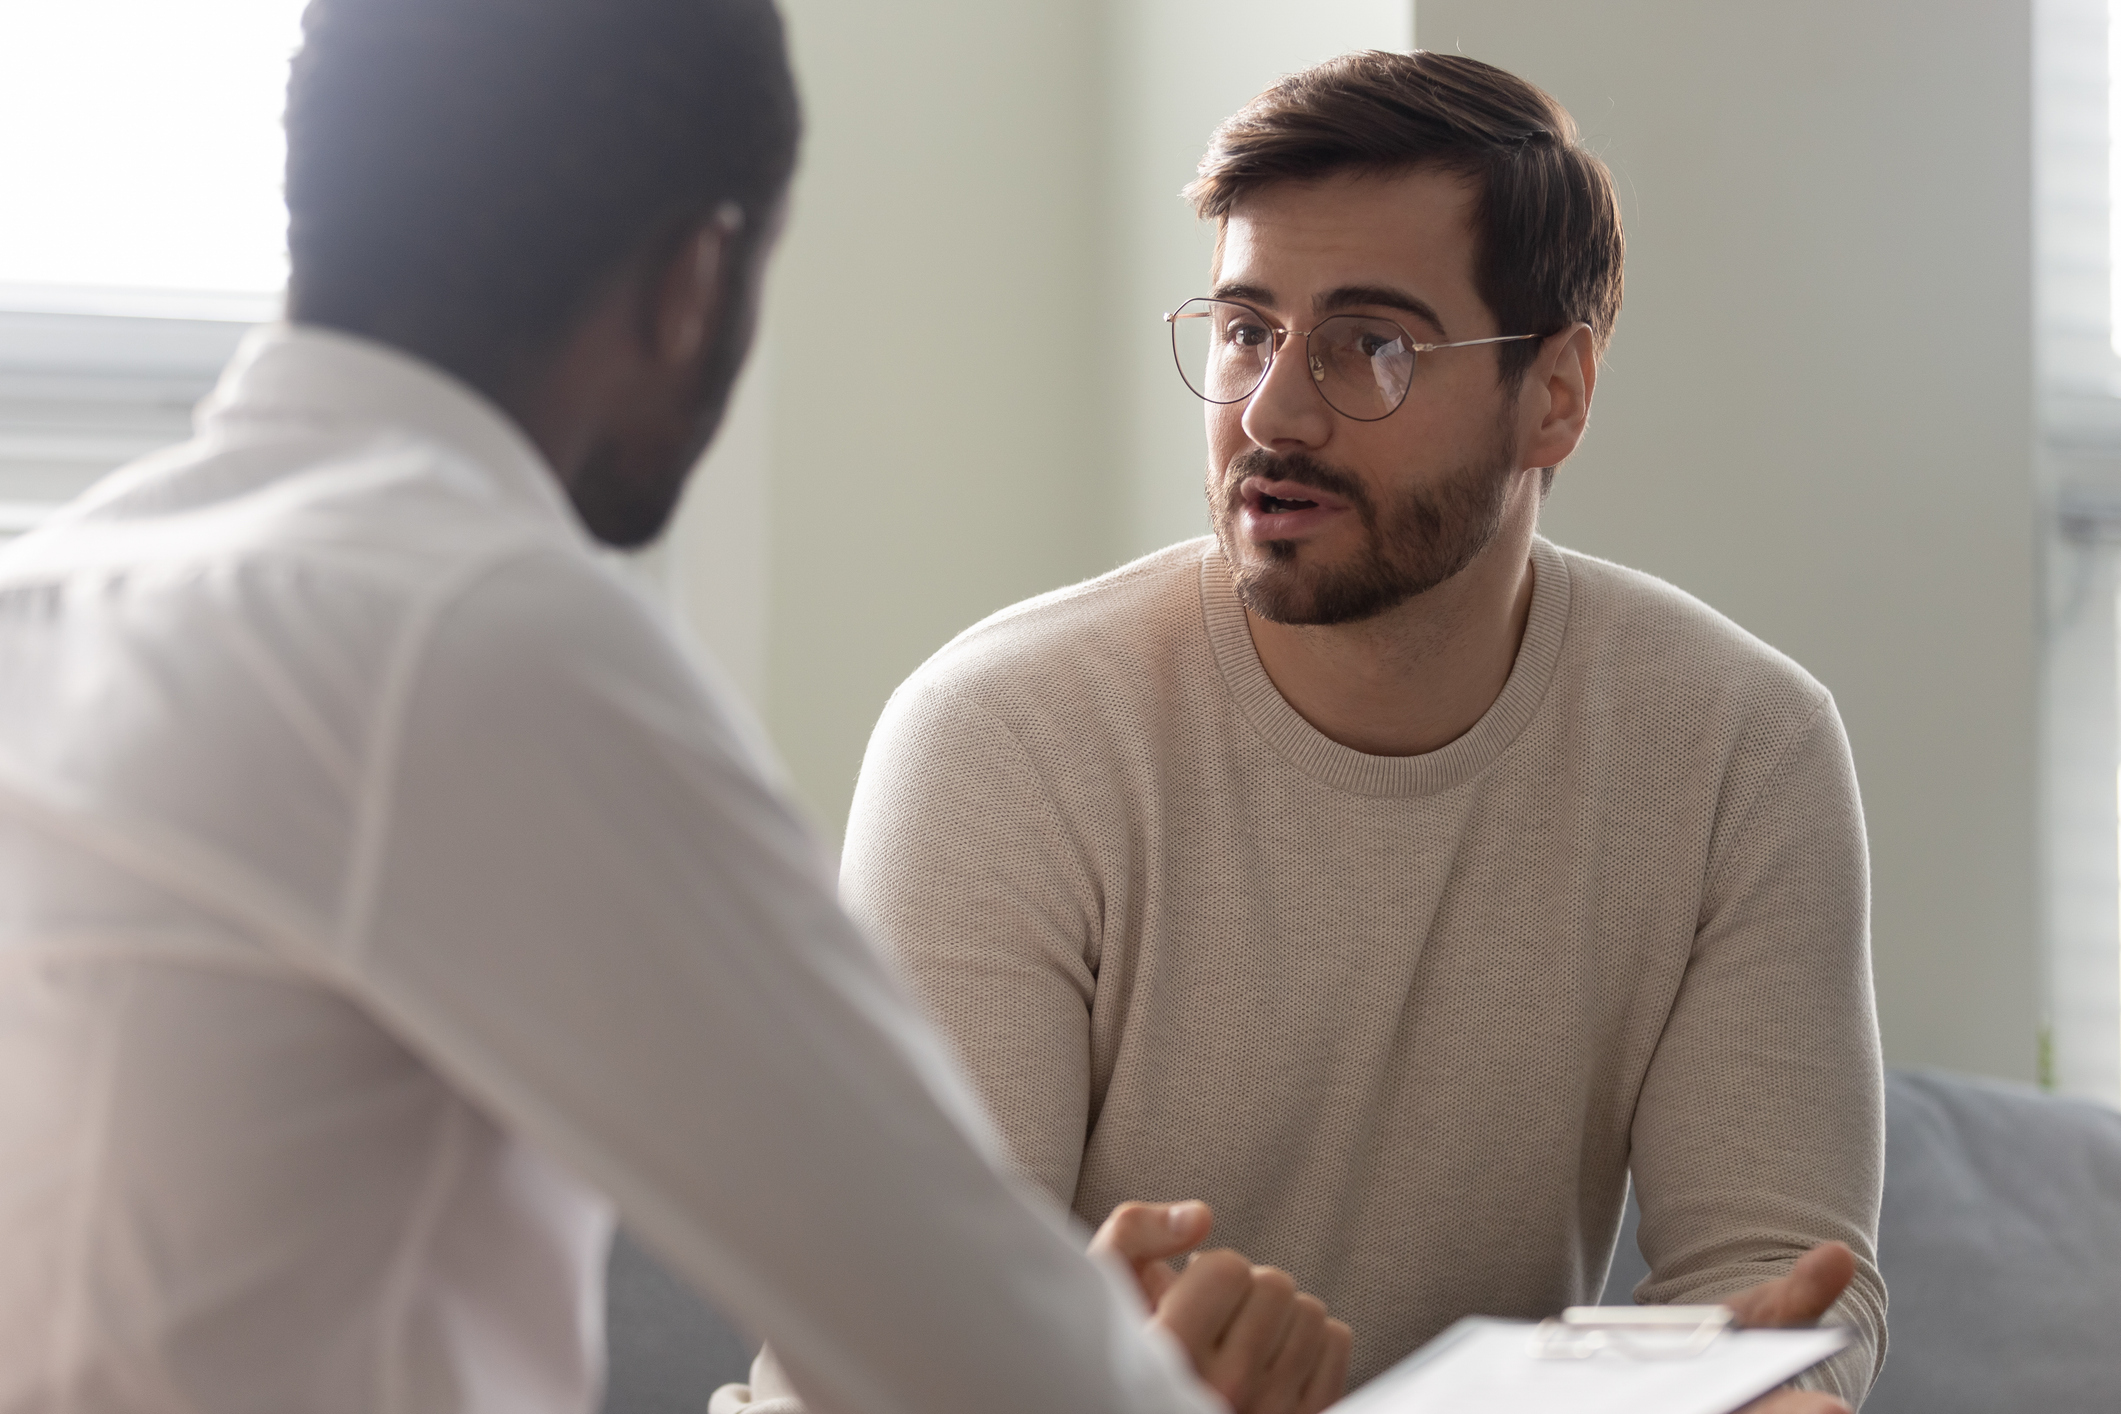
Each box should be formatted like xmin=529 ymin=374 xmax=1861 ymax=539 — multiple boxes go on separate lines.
xmin=755 ymin=0 xmax=1118 ymax=838
xmin=658 ymin=352 xmax=773 ymax=713
xmin=1108 ymin=1 xmax=1414 ymax=559
xmin=1418 ymin=0 xmax=2044 ymax=1081
xmin=684 ymin=0 xmax=1410 ymax=838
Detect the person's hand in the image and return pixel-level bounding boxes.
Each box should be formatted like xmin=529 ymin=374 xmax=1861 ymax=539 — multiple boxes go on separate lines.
xmin=1724 ymin=1241 xmax=1856 ymax=1330
xmin=1725 ymin=1241 xmax=1858 ymax=1414
xmin=1090 ymin=1198 xmax=1216 ymax=1309
xmin=1090 ymin=1200 xmax=1351 ymax=1414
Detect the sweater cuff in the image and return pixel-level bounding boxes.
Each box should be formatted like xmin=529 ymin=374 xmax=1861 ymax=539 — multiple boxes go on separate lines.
xmin=1787 ymin=1293 xmax=1882 ymax=1407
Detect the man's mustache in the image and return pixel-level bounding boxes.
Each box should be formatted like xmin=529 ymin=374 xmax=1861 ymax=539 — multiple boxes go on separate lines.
xmin=1223 ymin=449 xmax=1375 ymax=519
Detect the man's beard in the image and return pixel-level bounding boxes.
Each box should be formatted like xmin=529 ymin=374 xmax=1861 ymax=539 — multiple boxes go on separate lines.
xmin=1211 ymin=414 xmax=1520 ymax=627
xmin=567 ymin=268 xmax=759 ymax=550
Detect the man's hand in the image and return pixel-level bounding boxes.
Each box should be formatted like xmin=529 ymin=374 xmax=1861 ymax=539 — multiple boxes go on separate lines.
xmin=1727 ymin=1241 xmax=1858 ymax=1414
xmin=1090 ymin=1198 xmax=1216 ymax=1309
xmin=1091 ymin=1200 xmax=1351 ymax=1414
xmin=1725 ymin=1241 xmax=1856 ymax=1330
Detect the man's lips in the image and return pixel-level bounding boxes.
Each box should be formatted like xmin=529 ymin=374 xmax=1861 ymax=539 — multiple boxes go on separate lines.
xmin=1237 ymin=476 xmax=1351 ymax=540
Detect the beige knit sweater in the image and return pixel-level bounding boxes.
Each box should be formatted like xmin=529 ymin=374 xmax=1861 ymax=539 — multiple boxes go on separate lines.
xmin=729 ymin=536 xmax=1886 ymax=1410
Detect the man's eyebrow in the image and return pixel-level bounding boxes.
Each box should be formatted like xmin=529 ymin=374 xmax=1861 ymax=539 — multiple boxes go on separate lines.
xmin=1210 ymin=281 xmax=1277 ymax=308
xmin=1208 ymin=281 xmax=1452 ymax=339
xmin=1315 ymin=285 xmax=1449 ymax=337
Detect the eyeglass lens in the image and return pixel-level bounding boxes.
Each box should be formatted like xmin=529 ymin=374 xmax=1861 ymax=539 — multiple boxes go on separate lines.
xmin=1169 ymin=298 xmax=1417 ymax=421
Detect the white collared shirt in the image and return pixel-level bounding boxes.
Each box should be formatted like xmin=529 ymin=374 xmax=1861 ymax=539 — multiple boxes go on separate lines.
xmin=0 ymin=325 xmax=1215 ymax=1414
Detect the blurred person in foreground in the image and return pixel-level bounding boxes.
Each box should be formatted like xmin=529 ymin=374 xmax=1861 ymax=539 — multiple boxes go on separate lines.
xmin=0 ymin=2 xmax=1350 ymax=1412
xmin=780 ymin=51 xmax=1886 ymax=1414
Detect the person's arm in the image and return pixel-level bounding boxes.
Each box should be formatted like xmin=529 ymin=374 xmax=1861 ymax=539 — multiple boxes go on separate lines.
xmin=718 ymin=669 xmax=1348 ymax=1414
xmin=1627 ymin=694 xmax=1887 ymax=1408
xmin=342 ymin=554 xmax=1222 ymax=1414
xmin=722 ymin=1198 xmax=1351 ymax=1414
xmin=839 ymin=670 xmax=1105 ymax=1209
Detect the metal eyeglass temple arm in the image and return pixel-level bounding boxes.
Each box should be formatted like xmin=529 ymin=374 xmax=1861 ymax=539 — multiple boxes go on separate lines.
xmin=1160 ymin=310 xmax=1539 ymax=355
xmin=1410 ymin=332 xmax=1541 ymax=352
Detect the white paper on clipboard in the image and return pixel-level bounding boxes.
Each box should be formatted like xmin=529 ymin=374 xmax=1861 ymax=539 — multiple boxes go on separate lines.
xmin=1334 ymin=1316 xmax=1850 ymax=1414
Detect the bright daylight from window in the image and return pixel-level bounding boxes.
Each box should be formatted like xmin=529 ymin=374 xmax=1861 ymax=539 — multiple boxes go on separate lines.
xmin=0 ymin=0 xmax=304 ymax=320
xmin=2112 ymin=0 xmax=2121 ymax=355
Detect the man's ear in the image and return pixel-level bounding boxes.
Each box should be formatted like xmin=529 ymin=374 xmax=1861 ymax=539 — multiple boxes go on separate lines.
xmin=1518 ymin=322 xmax=1597 ymax=473
xmin=650 ymin=202 xmax=745 ymax=365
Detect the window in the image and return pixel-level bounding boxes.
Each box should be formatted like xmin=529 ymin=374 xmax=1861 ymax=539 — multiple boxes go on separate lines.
xmin=0 ymin=1 xmax=303 ymax=538
xmin=2037 ymin=0 xmax=2121 ymax=1104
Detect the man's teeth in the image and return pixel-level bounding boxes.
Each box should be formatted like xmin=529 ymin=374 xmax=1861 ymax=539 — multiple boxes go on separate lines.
xmin=1261 ymin=494 xmax=1317 ymax=513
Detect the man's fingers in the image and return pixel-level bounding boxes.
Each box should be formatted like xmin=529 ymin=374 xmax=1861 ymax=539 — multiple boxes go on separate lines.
xmin=1203 ymin=1265 xmax=1300 ymax=1409
xmin=1297 ymin=1319 xmax=1353 ymax=1414
xmin=1137 ymin=1260 xmax=1178 ymax=1308
xmin=1730 ymin=1242 xmax=1857 ymax=1328
xmin=1153 ymin=1256 xmax=1350 ymax=1414
xmin=1252 ymin=1291 xmax=1328 ymax=1414
xmin=1153 ymin=1248 xmax=1254 ymax=1356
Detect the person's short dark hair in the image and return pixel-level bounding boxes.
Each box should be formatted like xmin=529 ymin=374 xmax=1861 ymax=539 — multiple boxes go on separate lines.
xmin=286 ymin=0 xmax=800 ymax=386
xmin=1187 ymin=50 xmax=1622 ymax=392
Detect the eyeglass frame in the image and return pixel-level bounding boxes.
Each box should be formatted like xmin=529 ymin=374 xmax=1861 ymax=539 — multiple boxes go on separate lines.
xmin=1163 ymin=296 xmax=1542 ymax=423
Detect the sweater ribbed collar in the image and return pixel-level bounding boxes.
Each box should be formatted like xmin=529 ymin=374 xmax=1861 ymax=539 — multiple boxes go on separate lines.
xmin=1199 ymin=536 xmax=1572 ymax=798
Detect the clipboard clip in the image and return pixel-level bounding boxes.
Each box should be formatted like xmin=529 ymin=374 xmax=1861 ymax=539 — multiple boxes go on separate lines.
xmin=1530 ymin=1305 xmax=1735 ymax=1361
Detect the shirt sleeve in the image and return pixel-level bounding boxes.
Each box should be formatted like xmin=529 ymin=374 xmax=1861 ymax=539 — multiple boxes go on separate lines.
xmin=338 ymin=551 xmax=1217 ymax=1414
xmin=839 ymin=670 xmax=1106 ymax=1211
xmin=1627 ymin=694 xmax=1888 ymax=1405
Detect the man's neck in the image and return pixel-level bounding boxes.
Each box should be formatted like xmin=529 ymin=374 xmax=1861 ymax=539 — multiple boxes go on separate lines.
xmin=1243 ymin=509 xmax=1540 ymax=758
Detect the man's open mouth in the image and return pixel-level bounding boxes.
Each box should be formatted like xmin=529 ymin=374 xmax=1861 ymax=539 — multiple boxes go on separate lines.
xmin=1237 ymin=475 xmax=1352 ymax=530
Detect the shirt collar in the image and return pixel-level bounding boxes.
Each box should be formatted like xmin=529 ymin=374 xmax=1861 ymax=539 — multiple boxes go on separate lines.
xmin=196 ymin=321 xmax=583 ymax=538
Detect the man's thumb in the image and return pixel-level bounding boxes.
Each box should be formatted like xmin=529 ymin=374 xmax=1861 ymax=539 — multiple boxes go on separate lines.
xmin=1743 ymin=1241 xmax=1857 ymax=1328
xmin=1091 ymin=1200 xmax=1214 ymax=1267
xmin=1785 ymin=1241 xmax=1856 ymax=1321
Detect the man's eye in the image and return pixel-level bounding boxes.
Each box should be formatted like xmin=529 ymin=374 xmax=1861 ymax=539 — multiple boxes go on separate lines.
xmin=1357 ymin=333 xmax=1405 ymax=358
xmin=1226 ymin=323 xmax=1270 ymax=348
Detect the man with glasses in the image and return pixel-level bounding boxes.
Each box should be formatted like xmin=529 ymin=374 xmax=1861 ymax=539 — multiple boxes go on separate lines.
xmin=780 ymin=50 xmax=1885 ymax=1414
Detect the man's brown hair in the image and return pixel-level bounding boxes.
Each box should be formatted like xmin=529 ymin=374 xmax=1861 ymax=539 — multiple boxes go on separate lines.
xmin=1187 ymin=50 xmax=1623 ymax=390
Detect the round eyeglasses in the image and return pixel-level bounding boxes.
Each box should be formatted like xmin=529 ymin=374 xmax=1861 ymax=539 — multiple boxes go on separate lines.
xmin=1164 ymin=297 xmax=1540 ymax=422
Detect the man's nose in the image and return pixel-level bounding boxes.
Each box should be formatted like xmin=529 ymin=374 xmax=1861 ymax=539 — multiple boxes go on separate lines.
xmin=1240 ymin=338 xmax=1335 ymax=451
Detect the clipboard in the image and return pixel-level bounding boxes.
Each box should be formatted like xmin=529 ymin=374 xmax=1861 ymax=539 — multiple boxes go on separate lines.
xmin=1334 ymin=1306 xmax=1851 ymax=1414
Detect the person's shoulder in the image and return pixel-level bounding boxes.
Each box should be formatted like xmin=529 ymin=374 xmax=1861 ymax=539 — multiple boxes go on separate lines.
xmin=856 ymin=540 xmax=1214 ymax=825
xmin=38 ymin=427 xmax=651 ymax=706
xmin=897 ymin=538 xmax=1213 ymax=717
xmin=1552 ymin=542 xmax=1833 ymax=726
xmin=26 ymin=423 xmax=569 ymax=594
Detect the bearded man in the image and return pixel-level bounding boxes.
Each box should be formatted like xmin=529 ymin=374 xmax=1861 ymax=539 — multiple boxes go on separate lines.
xmin=804 ymin=50 xmax=1887 ymax=1414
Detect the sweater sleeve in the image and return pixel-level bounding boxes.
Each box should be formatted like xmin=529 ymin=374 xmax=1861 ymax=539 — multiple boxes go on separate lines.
xmin=1627 ymin=694 xmax=1887 ymax=1405
xmin=711 ymin=676 xmax=1111 ymax=1414
xmin=838 ymin=674 xmax=1105 ymax=1211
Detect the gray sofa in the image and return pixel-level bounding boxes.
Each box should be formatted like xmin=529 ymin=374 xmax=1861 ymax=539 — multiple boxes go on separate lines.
xmin=600 ymin=1231 xmax=755 ymax=1414
xmin=603 ymin=1068 xmax=2121 ymax=1412
xmin=1601 ymin=1068 xmax=2121 ymax=1411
